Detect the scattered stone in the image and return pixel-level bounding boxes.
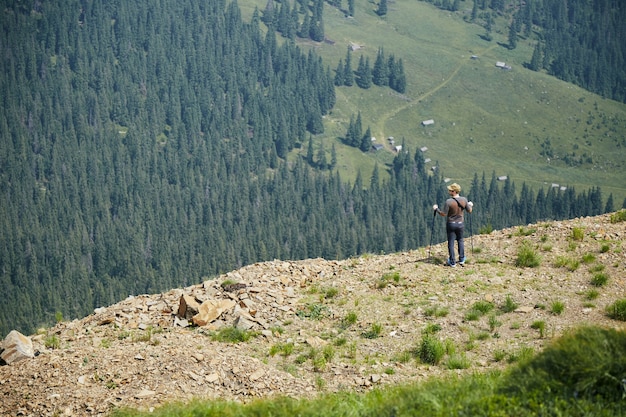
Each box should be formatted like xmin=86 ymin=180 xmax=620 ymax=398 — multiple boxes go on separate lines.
xmin=178 ymin=294 xmax=200 ymax=320
xmin=222 ymin=283 xmax=247 ymax=293
xmin=1 ymin=330 xmax=34 ymax=365
xmin=249 ymin=369 xmax=265 ymax=381
xmin=305 ymin=336 xmax=327 ymax=348
xmin=135 ymin=390 xmax=156 ymax=399
xmin=205 ymin=373 xmax=220 ymax=383
xmin=233 ymin=315 xmax=255 ymax=331
xmin=192 ymin=299 xmax=236 ymax=326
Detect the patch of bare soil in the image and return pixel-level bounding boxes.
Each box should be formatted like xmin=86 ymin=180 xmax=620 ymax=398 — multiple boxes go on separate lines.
xmin=1 ymin=214 xmax=625 ymax=416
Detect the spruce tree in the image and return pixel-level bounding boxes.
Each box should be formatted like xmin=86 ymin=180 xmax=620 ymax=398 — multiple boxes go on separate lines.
xmin=373 ymin=48 xmax=388 ymax=86
xmin=377 ymin=0 xmax=388 ymax=16
xmin=344 ymin=48 xmax=354 ymax=86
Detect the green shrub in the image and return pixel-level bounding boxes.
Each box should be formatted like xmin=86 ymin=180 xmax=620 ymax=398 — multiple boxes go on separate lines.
xmin=422 ymin=323 xmax=442 ymax=334
xmin=324 ymin=287 xmax=339 ymax=299
xmin=339 ymin=311 xmax=357 ymax=329
xmin=488 ymin=314 xmax=501 ymax=332
xmin=605 ymin=299 xmax=626 ymax=321
xmin=609 ymin=209 xmax=626 ymax=223
xmin=515 ymin=242 xmax=541 ymax=267
xmin=553 ymin=256 xmax=568 ymax=267
xmin=211 ymin=326 xmax=253 ymax=343
xmin=361 ymin=323 xmax=382 ymax=339
xmin=419 ymin=334 xmax=445 ymax=365
xmin=515 ymin=227 xmax=536 ymax=236
xmin=590 ymin=273 xmax=609 ymax=287
xmin=479 ymin=224 xmax=493 ymax=234
xmin=581 ymin=253 xmax=596 ymax=264
xmin=507 ymin=346 xmax=534 ymax=364
xmin=424 ymin=305 xmax=449 ymax=317
xmin=464 ymin=310 xmax=480 ymax=321
xmin=322 ymin=345 xmax=335 ymax=362
xmin=501 ymin=294 xmax=519 ymax=313
xmin=333 ymin=337 xmax=347 ymax=347
xmin=392 ymin=350 xmax=413 ymax=364
xmin=465 ymin=300 xmax=494 ymax=321
xmin=530 ymin=320 xmax=546 ymax=338
xmin=571 ymin=226 xmax=585 ymax=241
xmin=45 ymin=334 xmax=60 ymax=349
xmin=554 ymin=255 xmax=579 ymax=270
xmin=500 ymin=326 xmax=626 ymax=401
xmin=493 ymin=349 xmax=506 ymax=362
xmin=312 ymin=353 xmax=327 ymax=372
xmin=269 ymin=342 xmax=294 ymax=357
xmin=446 ymin=353 xmax=471 ymax=370
xmin=472 ymin=300 xmax=495 ymax=314
xmin=297 ymin=303 xmax=330 ymax=320
xmin=566 ymin=259 xmax=580 ymax=271
xmin=551 ymin=300 xmax=565 ymax=315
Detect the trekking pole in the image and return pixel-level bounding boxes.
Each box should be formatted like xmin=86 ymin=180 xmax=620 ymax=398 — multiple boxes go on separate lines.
xmin=429 ymin=208 xmax=437 ymax=261
xmin=468 ymin=211 xmax=474 ymax=255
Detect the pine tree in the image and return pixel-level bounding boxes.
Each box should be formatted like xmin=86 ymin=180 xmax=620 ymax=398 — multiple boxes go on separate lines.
xmin=316 ymin=140 xmax=328 ymax=170
xmin=372 ymin=48 xmax=388 ymax=86
xmin=334 ymin=59 xmax=345 ymax=86
xmin=529 ymin=42 xmax=542 ymax=71
xmin=355 ymin=55 xmax=372 ymax=89
xmin=508 ymin=17 xmax=518 ymax=50
xmin=348 ymin=0 xmax=355 ymax=16
xmin=343 ymin=48 xmax=354 ymax=86
xmin=377 ymin=0 xmax=387 ymax=17
xmin=360 ymin=126 xmax=372 ymax=152
xmin=330 ymin=143 xmax=337 ymax=169
xmin=307 ymin=136 xmax=315 ymax=165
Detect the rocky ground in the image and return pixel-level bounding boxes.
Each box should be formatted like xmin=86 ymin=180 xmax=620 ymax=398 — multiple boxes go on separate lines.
xmin=1 ymin=213 xmax=625 ymax=416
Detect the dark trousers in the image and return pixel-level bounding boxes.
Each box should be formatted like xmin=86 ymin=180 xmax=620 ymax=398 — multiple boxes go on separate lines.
xmin=446 ymin=222 xmax=465 ymax=263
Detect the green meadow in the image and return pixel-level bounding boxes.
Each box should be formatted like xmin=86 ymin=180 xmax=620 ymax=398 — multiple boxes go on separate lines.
xmin=241 ymin=0 xmax=626 ymax=203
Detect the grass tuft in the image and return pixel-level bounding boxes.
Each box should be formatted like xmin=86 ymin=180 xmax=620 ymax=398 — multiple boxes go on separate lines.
xmin=500 ymin=294 xmax=519 ymax=313
xmin=419 ymin=334 xmax=445 ymax=365
xmin=590 ymin=273 xmax=609 ymax=287
xmin=515 ymin=241 xmax=541 ymax=268
xmin=210 ymin=326 xmax=254 ymax=343
xmin=609 ymin=209 xmax=626 ymax=223
xmin=605 ymin=299 xmax=626 ymax=321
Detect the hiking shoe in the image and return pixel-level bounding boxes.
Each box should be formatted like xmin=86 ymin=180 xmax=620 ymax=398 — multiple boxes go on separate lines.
xmin=459 ymin=257 xmax=466 ymax=265
xmin=446 ymin=258 xmax=456 ymax=267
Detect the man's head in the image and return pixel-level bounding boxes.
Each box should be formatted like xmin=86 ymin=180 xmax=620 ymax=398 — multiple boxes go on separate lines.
xmin=447 ymin=183 xmax=461 ymax=194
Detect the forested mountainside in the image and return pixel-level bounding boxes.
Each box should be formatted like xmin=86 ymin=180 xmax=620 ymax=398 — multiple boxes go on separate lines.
xmin=0 ymin=0 xmax=616 ymax=337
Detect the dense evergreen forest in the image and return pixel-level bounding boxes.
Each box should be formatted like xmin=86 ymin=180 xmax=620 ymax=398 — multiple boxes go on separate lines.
xmin=0 ymin=0 xmax=614 ymax=337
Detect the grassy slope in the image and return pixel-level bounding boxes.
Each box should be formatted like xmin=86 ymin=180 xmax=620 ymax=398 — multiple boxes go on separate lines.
xmin=241 ymin=0 xmax=626 ymax=203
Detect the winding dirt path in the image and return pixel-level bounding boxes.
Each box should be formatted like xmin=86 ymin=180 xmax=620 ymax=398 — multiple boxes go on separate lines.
xmin=376 ymin=44 xmax=498 ymax=143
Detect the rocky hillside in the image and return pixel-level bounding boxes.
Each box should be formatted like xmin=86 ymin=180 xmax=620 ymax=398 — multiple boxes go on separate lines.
xmin=1 ymin=213 xmax=625 ymax=416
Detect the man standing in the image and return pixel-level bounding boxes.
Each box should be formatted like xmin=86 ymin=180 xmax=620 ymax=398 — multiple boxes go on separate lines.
xmin=433 ymin=183 xmax=473 ymax=267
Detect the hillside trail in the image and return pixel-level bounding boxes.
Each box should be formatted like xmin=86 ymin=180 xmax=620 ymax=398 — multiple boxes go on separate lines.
xmin=376 ymin=43 xmax=498 ymax=143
